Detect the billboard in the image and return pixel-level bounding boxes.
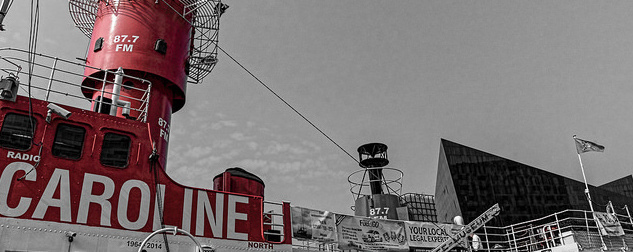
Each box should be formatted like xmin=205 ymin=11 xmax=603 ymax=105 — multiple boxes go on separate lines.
xmin=337 ymin=215 xmax=408 ymax=251
xmin=291 ymin=206 xmax=337 ymax=243
xmin=405 ymin=222 xmax=458 ymax=248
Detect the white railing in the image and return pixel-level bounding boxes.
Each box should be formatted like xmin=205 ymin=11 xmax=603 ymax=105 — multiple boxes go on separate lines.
xmin=263 ymin=200 xmax=287 ymax=243
xmin=478 ymin=209 xmax=632 ymax=252
xmin=0 ymin=48 xmax=152 ymax=122
xmin=289 ymin=208 xmax=633 ymax=252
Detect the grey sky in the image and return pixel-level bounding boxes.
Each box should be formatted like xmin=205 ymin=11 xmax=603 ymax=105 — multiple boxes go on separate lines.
xmin=2 ymin=1 xmax=632 ymax=214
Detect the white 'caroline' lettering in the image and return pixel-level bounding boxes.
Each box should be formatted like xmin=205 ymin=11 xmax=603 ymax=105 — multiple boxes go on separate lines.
xmin=0 ymin=164 xmax=250 ymax=240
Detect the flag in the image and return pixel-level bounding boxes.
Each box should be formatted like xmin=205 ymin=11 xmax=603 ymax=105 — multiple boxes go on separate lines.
xmin=594 ymin=203 xmax=625 ymax=236
xmin=574 ymin=136 xmax=605 ymax=154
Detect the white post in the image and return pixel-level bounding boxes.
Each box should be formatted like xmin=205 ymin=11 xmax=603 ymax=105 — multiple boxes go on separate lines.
xmin=45 ymin=58 xmax=58 ymax=101
xmin=110 ymin=67 xmax=124 ymax=116
xmin=576 ymin=153 xmax=606 ymax=250
xmin=577 ymin=153 xmax=595 ymax=213
xmin=625 ymin=205 xmax=633 ymax=226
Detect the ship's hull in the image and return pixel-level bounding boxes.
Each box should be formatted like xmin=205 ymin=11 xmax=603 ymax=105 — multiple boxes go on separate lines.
xmin=0 ymin=217 xmax=292 ymax=251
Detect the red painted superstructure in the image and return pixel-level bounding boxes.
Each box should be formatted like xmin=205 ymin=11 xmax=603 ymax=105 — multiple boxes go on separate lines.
xmin=0 ymin=87 xmax=292 ymax=251
xmin=80 ymin=0 xmax=196 ymax=169
xmin=214 ymin=168 xmax=266 ymax=198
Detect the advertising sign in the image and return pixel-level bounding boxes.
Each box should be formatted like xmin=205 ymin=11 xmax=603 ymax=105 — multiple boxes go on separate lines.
xmin=405 ymin=222 xmax=457 ymax=248
xmin=337 ymin=215 xmax=408 ymax=251
xmin=431 ymin=203 xmax=500 ymax=252
xmin=291 ymin=206 xmax=337 ymax=243
xmin=594 ymin=211 xmax=625 ymax=236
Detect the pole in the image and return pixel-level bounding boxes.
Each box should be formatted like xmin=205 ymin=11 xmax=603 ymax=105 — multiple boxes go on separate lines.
xmin=615 ymin=202 xmax=628 ymax=251
xmin=576 ymin=153 xmax=595 ymax=212
xmin=626 ymin=205 xmax=633 ymax=227
xmin=45 ymin=58 xmax=58 ymax=101
xmin=576 ymin=153 xmax=606 ymax=250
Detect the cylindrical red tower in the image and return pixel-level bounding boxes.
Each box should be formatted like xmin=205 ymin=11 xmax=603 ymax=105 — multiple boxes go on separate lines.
xmin=213 ymin=167 xmax=265 ymax=198
xmin=70 ymin=0 xmax=223 ymax=168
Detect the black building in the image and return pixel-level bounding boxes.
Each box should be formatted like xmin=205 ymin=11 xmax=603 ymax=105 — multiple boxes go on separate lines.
xmin=400 ymin=193 xmax=437 ymax=222
xmin=600 ymin=175 xmax=633 ymax=199
xmin=435 ymin=139 xmax=633 ymax=226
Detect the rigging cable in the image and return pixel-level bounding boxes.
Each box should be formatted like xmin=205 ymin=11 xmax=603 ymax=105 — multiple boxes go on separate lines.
xmin=15 ymin=0 xmax=41 ymax=182
xmin=215 ymin=45 xmax=360 ymax=165
xmin=149 ymin=146 xmax=171 ymax=252
xmin=26 ymin=0 xmax=40 ymax=146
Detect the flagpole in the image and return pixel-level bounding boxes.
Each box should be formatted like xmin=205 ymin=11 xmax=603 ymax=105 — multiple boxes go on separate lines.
xmin=574 ymin=136 xmax=606 ymax=250
xmin=626 ymin=205 xmax=633 ymax=227
xmin=625 ymin=205 xmax=632 ymax=251
xmin=576 ymin=153 xmax=595 ymax=213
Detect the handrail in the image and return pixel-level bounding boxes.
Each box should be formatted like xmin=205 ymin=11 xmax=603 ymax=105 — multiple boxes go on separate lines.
xmin=263 ymin=200 xmax=287 ymax=242
xmin=476 ymin=209 xmax=632 ymax=252
xmin=137 ymin=227 xmax=214 ymax=252
xmin=0 ymin=47 xmax=152 ymax=122
xmin=290 ymin=208 xmax=633 ymax=252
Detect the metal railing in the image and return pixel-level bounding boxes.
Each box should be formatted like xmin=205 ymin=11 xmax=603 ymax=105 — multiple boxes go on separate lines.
xmin=0 ymin=47 xmax=152 ymax=122
xmin=477 ymin=209 xmax=632 ymax=252
xmin=288 ymin=208 xmax=633 ymax=252
xmin=348 ymin=167 xmax=404 ymax=200
xmin=263 ymin=200 xmax=287 ymax=243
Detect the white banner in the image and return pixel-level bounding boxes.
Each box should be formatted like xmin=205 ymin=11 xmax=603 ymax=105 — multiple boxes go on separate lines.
xmin=594 ymin=211 xmax=624 ymax=236
xmin=405 ymin=222 xmax=458 ymax=248
xmin=336 ymin=215 xmax=408 ymax=251
xmin=291 ymin=206 xmax=337 ymax=243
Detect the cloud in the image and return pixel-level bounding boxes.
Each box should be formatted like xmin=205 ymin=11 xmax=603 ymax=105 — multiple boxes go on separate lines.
xmin=230 ymin=132 xmax=251 ymax=141
xmin=263 ymin=140 xmax=314 ymax=156
xmin=43 ymin=38 xmax=58 ymax=45
xmin=194 ymin=155 xmax=223 ymax=167
xmin=210 ymin=120 xmax=237 ymax=130
xmin=212 ymin=139 xmax=233 ymax=149
xmin=166 ymin=111 xmax=352 ymax=209
xmin=183 ymin=146 xmax=213 ymax=159
xmin=235 ymin=159 xmax=268 ymax=170
xmin=11 ymin=32 xmax=23 ymax=42
xmin=0 ymin=32 xmax=22 ymax=54
xmin=247 ymin=141 xmax=258 ymax=150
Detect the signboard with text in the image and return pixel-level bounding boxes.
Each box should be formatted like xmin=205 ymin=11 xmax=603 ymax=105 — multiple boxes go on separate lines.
xmin=337 ymin=215 xmax=408 ymax=251
xmin=405 ymin=222 xmax=458 ymax=248
xmin=291 ymin=206 xmax=337 ymax=243
xmin=594 ymin=211 xmax=625 ymax=236
xmin=431 ymin=203 xmax=500 ymax=252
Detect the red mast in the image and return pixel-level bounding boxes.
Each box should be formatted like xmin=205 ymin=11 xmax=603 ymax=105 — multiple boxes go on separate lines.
xmin=70 ymin=0 xmax=224 ymax=168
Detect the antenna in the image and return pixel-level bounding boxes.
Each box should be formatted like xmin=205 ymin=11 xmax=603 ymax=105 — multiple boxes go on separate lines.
xmin=348 ymin=143 xmax=404 ymax=220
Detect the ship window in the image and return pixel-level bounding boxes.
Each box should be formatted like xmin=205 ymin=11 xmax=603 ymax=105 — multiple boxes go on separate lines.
xmin=52 ymin=123 xmax=86 ymax=160
xmin=100 ymin=132 xmax=131 ymax=168
xmin=0 ymin=113 xmax=36 ymax=150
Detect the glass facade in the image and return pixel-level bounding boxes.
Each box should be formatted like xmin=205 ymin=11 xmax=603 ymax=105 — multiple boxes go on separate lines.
xmin=600 ymin=175 xmax=633 ymax=199
xmin=435 ymin=139 xmax=633 ymax=226
xmin=400 ymin=193 xmax=437 ymax=222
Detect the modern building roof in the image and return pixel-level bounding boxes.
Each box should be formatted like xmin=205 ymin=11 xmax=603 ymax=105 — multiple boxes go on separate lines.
xmin=435 ymin=139 xmax=633 ymax=226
